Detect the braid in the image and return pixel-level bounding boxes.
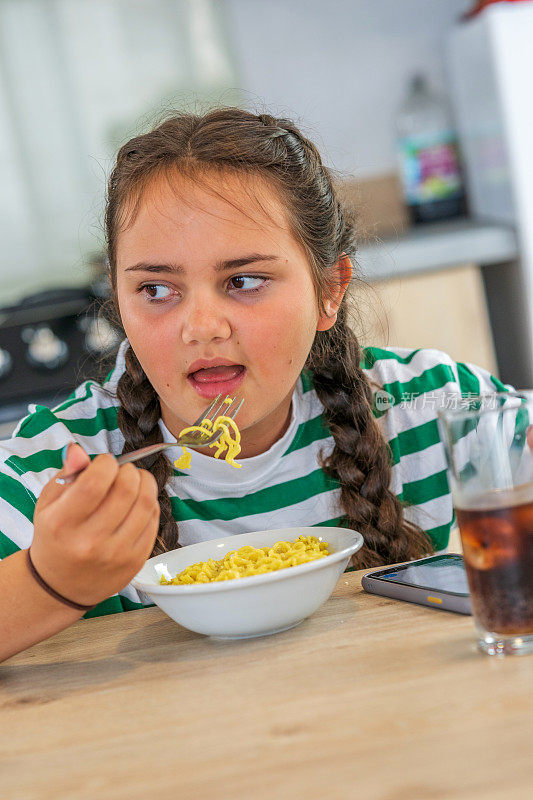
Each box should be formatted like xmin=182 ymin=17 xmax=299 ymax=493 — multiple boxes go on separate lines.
xmin=308 ymin=308 xmax=433 ymax=569
xmin=116 ymin=344 xmax=178 ymax=556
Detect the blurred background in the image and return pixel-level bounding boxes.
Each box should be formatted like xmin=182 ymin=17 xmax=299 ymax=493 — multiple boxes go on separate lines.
xmin=0 ymin=0 xmax=531 ymax=432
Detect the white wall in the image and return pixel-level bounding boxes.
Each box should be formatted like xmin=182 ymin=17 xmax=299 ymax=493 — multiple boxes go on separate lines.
xmin=0 ymin=0 xmax=470 ymax=306
xmin=0 ymin=0 xmax=237 ymax=305
xmin=225 ymin=0 xmax=470 ymax=177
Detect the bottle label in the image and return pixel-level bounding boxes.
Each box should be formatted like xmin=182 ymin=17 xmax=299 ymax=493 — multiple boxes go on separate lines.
xmin=398 ymin=130 xmax=463 ymax=205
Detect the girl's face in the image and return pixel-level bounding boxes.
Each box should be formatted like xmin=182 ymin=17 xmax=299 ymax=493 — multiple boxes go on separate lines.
xmin=116 ymin=171 xmax=342 ymax=458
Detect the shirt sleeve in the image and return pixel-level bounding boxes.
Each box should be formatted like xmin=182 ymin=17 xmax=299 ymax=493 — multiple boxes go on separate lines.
xmin=366 ymin=347 xmax=514 ymax=553
xmin=0 ymin=409 xmax=78 ymax=560
xmin=453 ymin=359 xmax=513 ymax=396
xmin=0 ymin=458 xmax=38 ymax=559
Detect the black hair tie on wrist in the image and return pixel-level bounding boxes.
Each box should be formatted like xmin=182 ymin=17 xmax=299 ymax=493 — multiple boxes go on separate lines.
xmin=26 ymin=549 xmax=96 ymax=612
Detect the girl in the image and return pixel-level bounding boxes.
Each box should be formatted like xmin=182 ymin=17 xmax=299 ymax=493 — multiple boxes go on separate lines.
xmin=0 ymin=108 xmax=508 ymax=661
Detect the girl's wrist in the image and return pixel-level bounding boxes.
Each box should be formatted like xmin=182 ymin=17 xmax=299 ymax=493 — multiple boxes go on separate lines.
xmin=25 ymin=548 xmax=97 ymax=612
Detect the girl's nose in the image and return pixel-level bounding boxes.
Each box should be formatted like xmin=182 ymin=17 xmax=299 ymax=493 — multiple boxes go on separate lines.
xmin=181 ymin=296 xmax=231 ymax=345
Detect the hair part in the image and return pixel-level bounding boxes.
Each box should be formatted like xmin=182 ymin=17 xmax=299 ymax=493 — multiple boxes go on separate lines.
xmin=105 ymin=107 xmax=432 ymax=567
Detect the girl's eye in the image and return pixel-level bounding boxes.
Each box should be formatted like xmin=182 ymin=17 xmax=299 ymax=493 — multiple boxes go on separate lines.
xmin=139 ymin=284 xmax=173 ymax=302
xmin=228 ymin=275 xmax=268 ymax=293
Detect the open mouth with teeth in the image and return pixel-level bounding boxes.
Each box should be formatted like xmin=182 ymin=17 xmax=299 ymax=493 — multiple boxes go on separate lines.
xmin=187 ymin=364 xmax=246 ymax=399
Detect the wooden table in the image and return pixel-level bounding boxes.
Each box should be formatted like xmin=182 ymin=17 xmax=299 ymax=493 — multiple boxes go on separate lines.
xmin=1 ymin=567 xmax=532 ymax=800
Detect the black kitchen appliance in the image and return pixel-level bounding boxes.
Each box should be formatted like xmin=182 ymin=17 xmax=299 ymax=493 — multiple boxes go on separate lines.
xmin=0 ymin=285 xmax=121 ymax=432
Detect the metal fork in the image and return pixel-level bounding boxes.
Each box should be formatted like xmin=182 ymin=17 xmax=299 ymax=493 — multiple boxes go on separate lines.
xmin=56 ymin=394 xmax=244 ymax=484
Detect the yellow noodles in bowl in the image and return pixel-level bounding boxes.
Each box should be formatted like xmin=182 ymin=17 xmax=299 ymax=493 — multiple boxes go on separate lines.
xmin=160 ymin=535 xmax=330 ymax=585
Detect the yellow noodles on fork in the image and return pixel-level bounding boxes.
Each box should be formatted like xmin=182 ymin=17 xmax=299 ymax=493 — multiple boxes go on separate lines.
xmin=174 ymin=413 xmax=242 ymax=470
xmin=159 ymin=535 xmax=330 ymax=585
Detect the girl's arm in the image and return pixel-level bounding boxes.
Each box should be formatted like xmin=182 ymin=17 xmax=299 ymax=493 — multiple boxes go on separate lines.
xmin=0 ymin=549 xmax=84 ymax=662
xmin=0 ymin=444 xmax=160 ymax=664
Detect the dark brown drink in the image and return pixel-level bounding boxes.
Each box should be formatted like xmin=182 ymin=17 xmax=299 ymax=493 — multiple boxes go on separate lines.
xmin=456 ymin=488 xmax=533 ymax=635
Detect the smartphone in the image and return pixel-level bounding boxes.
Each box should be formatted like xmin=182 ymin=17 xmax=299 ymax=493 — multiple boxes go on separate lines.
xmin=361 ymin=553 xmax=471 ymax=615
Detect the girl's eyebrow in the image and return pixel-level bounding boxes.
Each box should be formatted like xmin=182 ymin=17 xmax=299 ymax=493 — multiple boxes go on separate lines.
xmin=124 ymin=254 xmax=279 ymax=274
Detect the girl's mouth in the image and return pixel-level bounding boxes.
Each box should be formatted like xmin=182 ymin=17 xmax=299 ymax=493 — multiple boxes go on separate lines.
xmin=187 ymin=364 xmax=246 ymax=399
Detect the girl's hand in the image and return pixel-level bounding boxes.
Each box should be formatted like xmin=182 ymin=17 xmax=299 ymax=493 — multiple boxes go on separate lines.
xmin=30 ymin=444 xmax=160 ymax=608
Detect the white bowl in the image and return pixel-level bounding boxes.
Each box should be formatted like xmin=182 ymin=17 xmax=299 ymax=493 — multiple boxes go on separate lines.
xmin=132 ymin=526 xmax=363 ymax=639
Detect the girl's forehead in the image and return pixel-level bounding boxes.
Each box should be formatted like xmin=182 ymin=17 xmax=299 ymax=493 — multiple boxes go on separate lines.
xmin=115 ymin=168 xmax=308 ymax=270
xmin=123 ymin=169 xmax=291 ymax=240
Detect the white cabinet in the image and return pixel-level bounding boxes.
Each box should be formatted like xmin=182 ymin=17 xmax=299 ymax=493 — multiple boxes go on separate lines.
xmin=350 ymin=218 xmax=519 ymax=381
xmin=352 ymin=263 xmax=497 ymax=375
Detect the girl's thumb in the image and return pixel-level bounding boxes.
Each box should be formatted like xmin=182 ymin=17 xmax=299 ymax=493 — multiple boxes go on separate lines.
xmin=62 ymin=442 xmax=90 ymax=474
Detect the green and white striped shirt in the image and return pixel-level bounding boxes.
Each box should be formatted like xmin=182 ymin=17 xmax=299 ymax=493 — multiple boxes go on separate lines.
xmin=0 ymin=341 xmax=507 ymax=618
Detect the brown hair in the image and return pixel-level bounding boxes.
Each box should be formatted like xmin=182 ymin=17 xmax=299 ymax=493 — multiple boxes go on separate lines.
xmin=105 ymin=107 xmax=432 ymax=567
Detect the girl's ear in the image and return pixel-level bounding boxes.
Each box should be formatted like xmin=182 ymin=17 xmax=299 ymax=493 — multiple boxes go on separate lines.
xmin=316 ymin=254 xmax=353 ymax=331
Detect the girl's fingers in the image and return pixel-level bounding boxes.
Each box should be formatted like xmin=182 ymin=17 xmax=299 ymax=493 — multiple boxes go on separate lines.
xmin=131 ymin=507 xmax=160 ymax=560
xmin=53 ymin=454 xmax=120 ymax=525
xmin=84 ymin=462 xmax=142 ymax=535
xmin=37 ymin=444 xmax=92 ymax=510
xmin=112 ymin=471 xmax=159 ymax=546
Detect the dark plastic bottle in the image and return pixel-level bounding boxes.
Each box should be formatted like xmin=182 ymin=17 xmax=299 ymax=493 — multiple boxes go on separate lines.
xmin=397 ymin=74 xmax=466 ymax=224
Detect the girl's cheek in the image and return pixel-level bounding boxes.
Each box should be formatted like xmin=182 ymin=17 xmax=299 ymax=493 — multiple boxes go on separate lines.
xmin=124 ymin=302 xmax=178 ymax=343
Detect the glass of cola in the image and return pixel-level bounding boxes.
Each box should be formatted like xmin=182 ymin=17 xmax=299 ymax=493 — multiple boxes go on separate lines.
xmin=438 ymin=392 xmax=533 ymax=656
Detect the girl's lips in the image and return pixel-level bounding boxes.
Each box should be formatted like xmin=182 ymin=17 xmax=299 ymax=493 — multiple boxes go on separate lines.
xmin=191 ymin=364 xmax=244 ymax=383
xmin=187 ymin=365 xmax=246 ymax=399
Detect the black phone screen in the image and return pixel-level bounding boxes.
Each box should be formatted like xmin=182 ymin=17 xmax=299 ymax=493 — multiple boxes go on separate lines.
xmin=374 ymin=554 xmax=469 ymax=596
